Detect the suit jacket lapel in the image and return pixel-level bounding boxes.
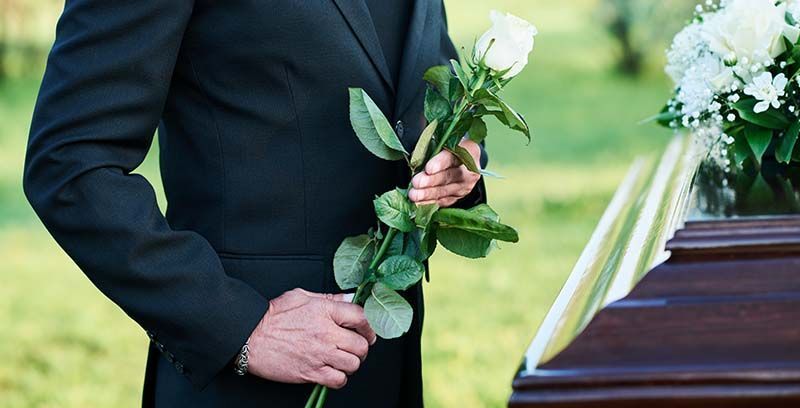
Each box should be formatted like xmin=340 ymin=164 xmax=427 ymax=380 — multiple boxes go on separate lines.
xmin=394 ymin=0 xmax=439 ymax=120
xmin=331 ymin=0 xmax=395 ymax=93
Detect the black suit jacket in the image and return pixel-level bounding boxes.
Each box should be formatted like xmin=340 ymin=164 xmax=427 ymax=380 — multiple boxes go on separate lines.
xmin=24 ymin=0 xmax=486 ymax=406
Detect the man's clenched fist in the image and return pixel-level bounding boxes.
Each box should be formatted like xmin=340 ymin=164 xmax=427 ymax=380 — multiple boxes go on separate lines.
xmin=245 ymin=289 xmax=377 ymax=389
xmin=409 ymin=138 xmax=482 ymax=208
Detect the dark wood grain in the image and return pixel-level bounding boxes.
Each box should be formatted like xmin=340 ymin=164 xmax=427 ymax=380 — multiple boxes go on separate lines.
xmin=510 ymin=215 xmax=800 ymax=407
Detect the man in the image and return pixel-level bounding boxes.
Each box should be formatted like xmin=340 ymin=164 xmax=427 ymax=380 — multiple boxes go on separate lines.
xmin=23 ymin=0 xmax=486 ymax=406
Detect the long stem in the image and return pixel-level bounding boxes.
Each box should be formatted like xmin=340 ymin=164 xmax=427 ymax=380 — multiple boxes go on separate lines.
xmin=307 ymin=226 xmax=399 ymax=407
xmin=305 ymin=384 xmax=322 ymax=408
xmin=314 ymin=387 xmax=329 ymax=408
xmin=433 ymin=98 xmax=469 ymax=156
xmin=306 ymin=68 xmax=487 ymax=408
xmin=370 ymin=228 xmax=398 ymax=271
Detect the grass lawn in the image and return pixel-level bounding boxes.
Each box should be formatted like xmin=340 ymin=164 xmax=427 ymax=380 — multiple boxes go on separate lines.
xmin=0 ymin=0 xmax=677 ymax=406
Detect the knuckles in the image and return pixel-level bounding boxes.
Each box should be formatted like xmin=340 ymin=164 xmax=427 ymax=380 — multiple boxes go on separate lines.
xmin=352 ymin=337 xmax=369 ymax=358
xmin=327 ymin=372 xmax=348 ymax=389
xmin=342 ymin=354 xmax=361 ymax=373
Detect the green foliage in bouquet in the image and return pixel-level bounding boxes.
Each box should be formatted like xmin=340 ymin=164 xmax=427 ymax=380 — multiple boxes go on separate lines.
xmin=306 ymin=9 xmax=537 ymax=408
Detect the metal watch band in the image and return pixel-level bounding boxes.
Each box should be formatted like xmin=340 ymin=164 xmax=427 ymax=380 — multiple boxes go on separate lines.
xmin=234 ymin=341 xmax=249 ymax=376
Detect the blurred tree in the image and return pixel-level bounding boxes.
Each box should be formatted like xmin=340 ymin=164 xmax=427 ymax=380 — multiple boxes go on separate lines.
xmin=0 ymin=0 xmax=60 ymax=80
xmin=0 ymin=0 xmax=17 ymax=79
xmin=599 ymin=0 xmax=697 ymax=77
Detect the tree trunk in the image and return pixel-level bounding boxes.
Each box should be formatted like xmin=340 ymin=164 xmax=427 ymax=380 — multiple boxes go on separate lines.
xmin=609 ymin=16 xmax=642 ymax=77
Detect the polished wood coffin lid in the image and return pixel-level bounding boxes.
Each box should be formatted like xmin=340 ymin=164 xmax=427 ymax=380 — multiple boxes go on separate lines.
xmin=510 ymin=136 xmax=800 ymax=407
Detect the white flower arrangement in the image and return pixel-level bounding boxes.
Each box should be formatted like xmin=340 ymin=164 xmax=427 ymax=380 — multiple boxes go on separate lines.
xmin=655 ymin=0 xmax=800 ymax=171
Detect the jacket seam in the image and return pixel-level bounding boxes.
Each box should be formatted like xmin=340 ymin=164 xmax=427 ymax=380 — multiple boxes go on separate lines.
xmin=283 ymin=64 xmax=310 ymax=251
xmin=188 ymin=57 xmax=228 ymax=251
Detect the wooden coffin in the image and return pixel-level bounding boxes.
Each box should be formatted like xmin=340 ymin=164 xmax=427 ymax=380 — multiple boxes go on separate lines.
xmin=509 ymin=136 xmax=800 ymax=407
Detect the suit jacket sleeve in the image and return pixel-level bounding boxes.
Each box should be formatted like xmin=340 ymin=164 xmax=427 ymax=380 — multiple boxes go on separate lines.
xmin=440 ymin=0 xmax=488 ymax=208
xmin=23 ymin=0 xmax=267 ymax=389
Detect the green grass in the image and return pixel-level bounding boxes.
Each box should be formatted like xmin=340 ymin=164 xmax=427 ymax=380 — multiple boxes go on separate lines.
xmin=0 ymin=1 xmax=677 ymax=407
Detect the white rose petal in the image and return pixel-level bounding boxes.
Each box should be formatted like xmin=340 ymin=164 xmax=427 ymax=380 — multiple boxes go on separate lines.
xmin=702 ymin=0 xmax=798 ymax=74
xmin=475 ymin=10 xmax=538 ymax=79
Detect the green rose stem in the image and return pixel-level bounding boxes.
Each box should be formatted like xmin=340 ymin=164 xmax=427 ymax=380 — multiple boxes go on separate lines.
xmin=432 ymin=69 xmax=487 ymax=156
xmin=306 ymin=227 xmax=398 ymax=407
xmin=314 ymin=388 xmax=328 ymax=408
xmin=308 ymin=63 xmax=508 ymax=408
xmin=303 ymin=385 xmax=321 ymax=408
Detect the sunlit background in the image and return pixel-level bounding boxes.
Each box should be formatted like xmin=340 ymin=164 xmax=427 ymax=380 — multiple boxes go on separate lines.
xmin=0 ymin=0 xmax=696 ymax=406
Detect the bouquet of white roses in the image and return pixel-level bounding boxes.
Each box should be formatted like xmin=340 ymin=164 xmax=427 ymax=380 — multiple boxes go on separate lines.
xmin=305 ymin=10 xmax=537 ymax=408
xmin=654 ymin=0 xmax=800 ymax=171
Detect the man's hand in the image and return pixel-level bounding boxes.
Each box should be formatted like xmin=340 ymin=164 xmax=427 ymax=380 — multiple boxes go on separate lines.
xmin=409 ymin=139 xmax=482 ymax=208
xmin=246 ymin=289 xmax=377 ymax=389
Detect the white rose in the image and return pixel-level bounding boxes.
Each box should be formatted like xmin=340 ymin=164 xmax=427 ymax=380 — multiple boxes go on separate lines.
xmin=702 ymin=0 xmax=800 ymax=70
xmin=474 ymin=10 xmax=538 ymax=79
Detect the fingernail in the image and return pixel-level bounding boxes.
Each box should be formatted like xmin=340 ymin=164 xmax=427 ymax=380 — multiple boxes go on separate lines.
xmin=342 ymin=293 xmax=355 ymax=303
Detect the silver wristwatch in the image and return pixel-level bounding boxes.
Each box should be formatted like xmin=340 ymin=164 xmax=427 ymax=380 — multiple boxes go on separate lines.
xmin=234 ymin=341 xmax=249 ymax=376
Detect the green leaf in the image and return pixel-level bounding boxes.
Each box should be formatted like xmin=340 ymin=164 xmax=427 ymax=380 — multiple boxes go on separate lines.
xmin=364 ymin=282 xmax=413 ymax=339
xmin=433 ymin=204 xmax=519 ymax=242
xmin=472 ymin=90 xmax=530 ymax=141
xmin=424 ymin=88 xmax=451 ymax=122
xmin=403 ymin=230 xmax=425 ymax=262
xmin=385 ymin=230 xmax=405 ymax=257
xmin=425 ymin=98 xmax=449 ymax=125
xmin=777 ymin=120 xmax=800 ymax=164
xmin=423 ymin=65 xmax=452 ymax=98
xmin=468 ymin=118 xmax=488 ymax=143
xmin=472 ymin=88 xmax=501 ymax=108
xmin=733 ymin=137 xmax=754 ymax=168
xmin=349 ymin=88 xmax=408 ymax=160
xmin=410 ymin=120 xmax=438 ymax=170
xmin=376 ymin=255 xmax=424 ymax=290
xmin=744 ymin=124 xmax=773 ymax=165
xmin=414 ymin=203 xmax=439 ymax=229
xmin=419 ymin=225 xmax=438 ymax=262
xmin=451 ymin=59 xmax=471 ymax=94
xmin=733 ymin=99 xmax=790 ymax=129
xmin=449 ymin=117 xmax=474 ymax=144
xmin=374 ymin=189 xmax=415 ymax=232
xmin=498 ymin=99 xmax=531 ymax=142
xmin=449 ymin=77 xmax=465 ymax=103
xmin=437 ymin=228 xmax=494 ymax=259
xmin=333 ymin=235 xmax=376 ymax=290
xmin=446 ymin=145 xmax=480 ymax=173
xmin=642 ymin=104 xmax=679 ymax=127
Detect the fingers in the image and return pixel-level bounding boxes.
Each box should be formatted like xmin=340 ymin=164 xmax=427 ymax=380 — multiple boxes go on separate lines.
xmin=436 ymin=196 xmax=460 ymax=208
xmin=330 ymin=326 xmax=370 ymax=361
xmin=412 ymin=167 xmax=464 ymax=189
xmin=410 ymin=143 xmax=481 ymax=207
xmin=409 ymin=182 xmax=467 ymax=203
xmin=459 ymin=139 xmax=481 ymax=163
xmin=301 ymin=290 xmax=347 ymax=302
xmin=323 ymin=349 xmax=362 ymax=375
xmin=315 ymin=366 xmax=348 ymax=389
xmin=328 ymin=303 xmax=377 ymax=345
xmin=425 ymin=149 xmax=460 ymax=175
